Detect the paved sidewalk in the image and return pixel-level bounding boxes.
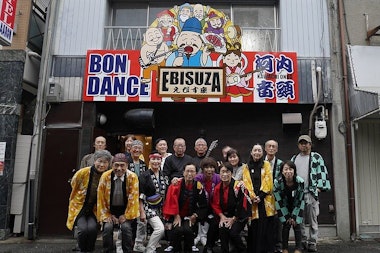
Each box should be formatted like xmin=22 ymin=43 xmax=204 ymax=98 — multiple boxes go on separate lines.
xmin=1 ymin=236 xmax=380 ymax=253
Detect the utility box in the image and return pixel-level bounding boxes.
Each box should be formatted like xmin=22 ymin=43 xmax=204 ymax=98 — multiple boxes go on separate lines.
xmin=46 ymin=83 xmax=61 ymax=103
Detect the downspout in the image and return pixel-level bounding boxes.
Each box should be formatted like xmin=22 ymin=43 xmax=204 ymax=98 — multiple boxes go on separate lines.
xmin=338 ymin=0 xmax=356 ymax=240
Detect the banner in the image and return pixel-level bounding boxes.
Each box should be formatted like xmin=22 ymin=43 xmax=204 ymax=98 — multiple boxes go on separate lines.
xmin=0 ymin=0 xmax=17 ymax=46
xmin=83 ymin=4 xmax=298 ymax=103
xmin=83 ymin=50 xmax=298 ymax=103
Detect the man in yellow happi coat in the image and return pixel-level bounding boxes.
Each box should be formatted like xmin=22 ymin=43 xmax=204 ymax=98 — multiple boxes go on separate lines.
xmin=97 ymin=153 xmax=140 ymax=253
xmin=67 ymin=149 xmax=113 ymax=252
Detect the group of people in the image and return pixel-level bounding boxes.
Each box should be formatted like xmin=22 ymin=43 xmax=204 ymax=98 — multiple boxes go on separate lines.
xmin=67 ymin=134 xmax=331 ymax=253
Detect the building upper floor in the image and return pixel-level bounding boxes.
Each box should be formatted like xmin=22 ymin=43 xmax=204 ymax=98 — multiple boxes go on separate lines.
xmin=43 ymin=0 xmax=334 ymax=104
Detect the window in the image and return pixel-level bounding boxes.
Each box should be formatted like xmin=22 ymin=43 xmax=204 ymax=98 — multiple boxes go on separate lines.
xmin=107 ymin=2 xmax=278 ymax=51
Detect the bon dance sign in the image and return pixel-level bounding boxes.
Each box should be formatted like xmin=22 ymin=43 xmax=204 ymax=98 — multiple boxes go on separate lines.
xmin=83 ymin=3 xmax=298 ymax=103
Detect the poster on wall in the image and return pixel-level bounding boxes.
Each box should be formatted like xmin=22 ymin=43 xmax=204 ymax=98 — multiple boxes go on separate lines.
xmin=82 ymin=3 xmax=298 ymax=104
xmin=0 ymin=142 xmax=6 ymax=176
xmin=0 ymin=0 xmax=18 ymax=46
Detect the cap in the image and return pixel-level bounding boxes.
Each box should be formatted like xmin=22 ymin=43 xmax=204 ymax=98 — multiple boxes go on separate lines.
xmin=298 ymin=135 xmax=312 ymax=143
xmin=113 ymin=153 xmax=128 ymax=163
xmin=157 ymin=10 xmax=174 ymax=18
xmin=131 ymin=140 xmax=143 ymax=147
xmin=182 ymin=17 xmax=202 ymax=34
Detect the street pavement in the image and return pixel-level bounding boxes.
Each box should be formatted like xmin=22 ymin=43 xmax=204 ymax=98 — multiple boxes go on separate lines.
xmin=1 ymin=236 xmax=380 ymax=253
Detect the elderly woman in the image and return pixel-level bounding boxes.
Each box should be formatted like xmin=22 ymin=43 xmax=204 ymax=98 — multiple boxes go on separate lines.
xmin=138 ymin=151 xmax=169 ymax=253
xmin=66 ymin=149 xmax=113 ymax=253
xmin=242 ymin=144 xmax=276 ymax=253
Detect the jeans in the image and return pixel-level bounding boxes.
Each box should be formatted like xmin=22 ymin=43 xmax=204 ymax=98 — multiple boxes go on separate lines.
xmin=135 ymin=219 xmax=147 ymax=244
xmin=301 ymin=193 xmax=319 ymax=245
xmin=282 ymin=223 xmax=302 ymax=250
xmin=146 ymin=216 xmax=165 ymax=253
xmin=103 ymin=221 xmax=133 ymax=253
xmin=76 ymin=214 xmax=98 ymax=252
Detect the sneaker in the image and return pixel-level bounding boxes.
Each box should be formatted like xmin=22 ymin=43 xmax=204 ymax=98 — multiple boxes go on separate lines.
xmin=302 ymin=241 xmax=308 ymax=250
xmin=308 ymin=243 xmax=317 ymax=252
xmin=133 ymin=243 xmax=146 ymax=252
xmin=164 ymin=245 xmax=173 ymax=252
xmin=192 ymin=245 xmax=200 ymax=252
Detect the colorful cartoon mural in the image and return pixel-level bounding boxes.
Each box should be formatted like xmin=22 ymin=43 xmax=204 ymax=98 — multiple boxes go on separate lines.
xmin=83 ymin=3 xmax=298 ymax=103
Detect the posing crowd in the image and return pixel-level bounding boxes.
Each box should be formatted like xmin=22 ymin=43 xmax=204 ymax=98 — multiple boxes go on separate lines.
xmin=67 ymin=135 xmax=331 ymax=253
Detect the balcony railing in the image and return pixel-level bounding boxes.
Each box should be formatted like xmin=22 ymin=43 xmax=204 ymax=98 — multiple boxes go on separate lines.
xmin=104 ymin=26 xmax=281 ymax=52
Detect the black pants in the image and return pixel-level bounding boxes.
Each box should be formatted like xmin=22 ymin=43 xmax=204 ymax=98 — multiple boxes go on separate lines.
xmin=282 ymin=223 xmax=302 ymax=250
xmin=171 ymin=219 xmax=196 ymax=253
xmin=204 ymin=217 xmax=219 ymax=250
xmin=247 ymin=216 xmax=276 ymax=253
xmin=219 ymin=219 xmax=247 ymax=253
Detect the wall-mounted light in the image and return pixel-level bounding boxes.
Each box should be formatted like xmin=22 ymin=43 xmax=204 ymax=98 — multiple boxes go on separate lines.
xmin=97 ymin=113 xmax=107 ymax=125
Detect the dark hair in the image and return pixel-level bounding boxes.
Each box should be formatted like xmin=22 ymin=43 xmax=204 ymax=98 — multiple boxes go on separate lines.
xmin=219 ymin=161 xmax=234 ymax=173
xmin=154 ymin=138 xmax=167 ymax=147
xmin=183 ymin=162 xmax=197 ymax=171
xmin=280 ymin=160 xmax=297 ymax=181
xmin=247 ymin=143 xmax=264 ymax=168
xmin=226 ymin=148 xmax=243 ymax=165
xmin=200 ymin=157 xmax=217 ymax=170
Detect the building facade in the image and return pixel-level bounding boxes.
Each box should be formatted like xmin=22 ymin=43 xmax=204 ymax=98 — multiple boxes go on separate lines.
xmin=5 ymin=0 xmax=379 ymax=242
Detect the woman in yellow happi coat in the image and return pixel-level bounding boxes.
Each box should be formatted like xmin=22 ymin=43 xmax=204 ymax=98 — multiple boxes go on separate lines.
xmin=66 ymin=150 xmax=113 ymax=252
xmin=242 ymin=144 xmax=276 ymax=253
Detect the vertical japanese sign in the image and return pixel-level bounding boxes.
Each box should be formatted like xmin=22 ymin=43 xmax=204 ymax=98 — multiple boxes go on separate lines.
xmin=0 ymin=142 xmax=6 ymax=176
xmin=0 ymin=0 xmax=17 ymax=46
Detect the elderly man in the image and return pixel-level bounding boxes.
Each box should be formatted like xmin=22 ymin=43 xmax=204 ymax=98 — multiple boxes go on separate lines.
xmin=192 ymin=138 xmax=208 ymax=172
xmin=67 ymin=150 xmax=113 ymax=253
xmin=163 ymin=138 xmax=193 ymax=181
xmin=163 ymin=162 xmax=208 ymax=253
xmin=97 ymin=153 xmax=140 ymax=253
xmin=80 ymin=136 xmax=107 ymax=168
xmin=265 ymin=139 xmax=283 ymax=253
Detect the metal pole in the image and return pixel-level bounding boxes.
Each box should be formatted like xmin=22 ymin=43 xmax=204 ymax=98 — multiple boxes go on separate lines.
xmin=338 ymin=0 xmax=357 ymax=240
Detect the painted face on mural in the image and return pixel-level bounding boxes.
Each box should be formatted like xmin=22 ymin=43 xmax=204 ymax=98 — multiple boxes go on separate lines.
xmin=193 ymin=4 xmax=204 ymax=21
xmin=144 ymin=27 xmax=164 ymax=46
xmin=179 ymin=7 xmax=192 ymax=22
xmin=158 ymin=14 xmax=174 ymax=28
xmin=209 ymin=17 xmax=223 ymax=29
xmin=223 ymin=52 xmax=241 ymax=68
xmin=176 ymin=31 xmax=203 ymax=56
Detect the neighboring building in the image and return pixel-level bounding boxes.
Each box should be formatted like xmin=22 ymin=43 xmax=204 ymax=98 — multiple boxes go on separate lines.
xmin=4 ymin=0 xmax=378 ymax=242
xmin=0 ymin=0 xmax=47 ymax=239
xmin=330 ymin=0 xmax=380 ymax=239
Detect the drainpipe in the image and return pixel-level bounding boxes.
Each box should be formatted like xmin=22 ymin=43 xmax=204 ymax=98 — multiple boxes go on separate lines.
xmin=338 ymin=0 xmax=356 ymax=240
